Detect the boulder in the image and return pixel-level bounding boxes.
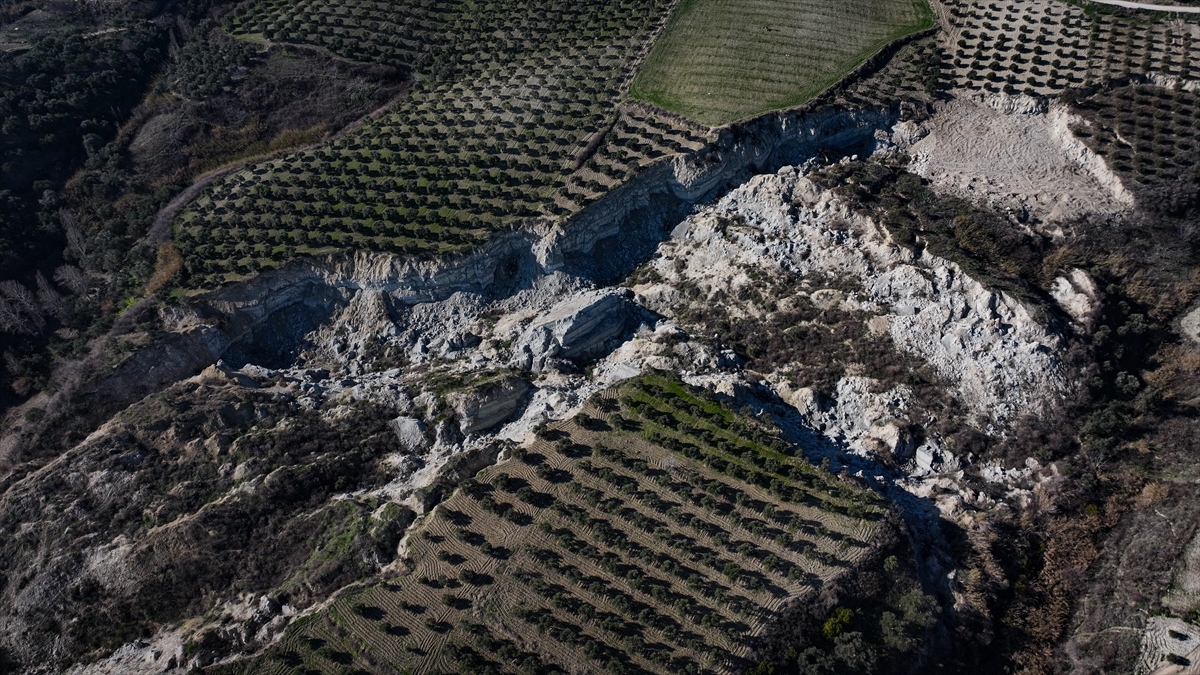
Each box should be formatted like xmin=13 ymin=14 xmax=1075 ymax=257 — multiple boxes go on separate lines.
xmin=450 ymin=375 xmax=533 ymax=435
xmin=865 ymin=420 xmax=916 ymax=460
xmin=198 ymin=363 xmax=259 ymax=388
xmin=1182 ymin=304 xmax=1200 ymax=347
xmin=914 ymin=445 xmax=959 ymax=475
xmin=1050 ymin=268 xmax=1102 ymax=327
xmin=510 ymin=288 xmax=652 ymax=371
xmin=389 ymin=416 xmax=429 ymax=451
xmin=808 ymin=289 xmax=844 ymax=310
xmin=776 ymin=383 xmax=829 ymax=418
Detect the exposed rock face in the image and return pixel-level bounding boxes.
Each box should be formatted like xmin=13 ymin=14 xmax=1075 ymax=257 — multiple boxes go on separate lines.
xmin=450 ymin=375 xmax=533 ymax=435
xmin=0 ymin=102 xmax=1089 ymax=673
xmin=1182 ymin=304 xmax=1200 ymax=346
xmin=644 ymin=168 xmax=1068 ymax=428
xmin=389 ymin=416 xmax=428 ymax=451
xmin=510 ymin=288 xmax=655 ymax=371
xmin=1051 ymin=268 xmax=1104 ymax=328
xmin=199 ymin=362 xmax=260 ymax=388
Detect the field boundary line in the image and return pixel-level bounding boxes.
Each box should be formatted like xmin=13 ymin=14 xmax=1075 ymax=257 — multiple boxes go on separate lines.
xmin=1081 ymin=0 xmax=1200 ymax=12
xmin=631 ymin=24 xmax=938 ymax=131
xmin=143 ymin=42 xmax=418 ymax=249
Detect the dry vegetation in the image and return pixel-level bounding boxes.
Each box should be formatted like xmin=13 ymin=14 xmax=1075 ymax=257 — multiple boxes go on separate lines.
xmin=212 ymin=374 xmax=890 ymax=675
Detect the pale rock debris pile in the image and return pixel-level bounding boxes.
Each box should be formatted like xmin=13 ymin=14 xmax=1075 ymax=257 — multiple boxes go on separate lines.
xmin=1182 ymin=304 xmax=1200 ymax=346
xmin=635 ymin=168 xmax=1069 ymax=460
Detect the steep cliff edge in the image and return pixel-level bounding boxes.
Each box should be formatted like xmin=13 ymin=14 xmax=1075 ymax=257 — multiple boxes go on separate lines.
xmin=0 ymin=101 xmax=1098 ymax=673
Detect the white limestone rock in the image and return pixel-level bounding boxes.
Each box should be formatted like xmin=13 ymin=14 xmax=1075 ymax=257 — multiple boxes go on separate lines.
xmin=389 ymin=416 xmax=429 ymax=452
xmin=1181 ymin=304 xmax=1200 ymax=347
xmin=1050 ymin=268 xmax=1103 ymax=328
xmin=450 ymin=375 xmax=533 ymax=435
xmin=510 ymin=288 xmax=653 ymax=371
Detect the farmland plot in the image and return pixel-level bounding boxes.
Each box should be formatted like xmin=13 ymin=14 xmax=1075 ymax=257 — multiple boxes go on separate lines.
xmin=941 ymin=0 xmax=1200 ymax=97
xmin=229 ymin=0 xmax=456 ymax=67
xmin=174 ymin=0 xmax=710 ymax=288
xmin=630 ymin=0 xmax=935 ymax=126
xmin=1070 ymin=84 xmax=1200 ymax=190
xmin=217 ymin=374 xmax=891 ymax=675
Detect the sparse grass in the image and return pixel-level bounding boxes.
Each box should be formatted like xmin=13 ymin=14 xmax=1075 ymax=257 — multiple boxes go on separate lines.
xmin=223 ymin=375 xmax=888 ymax=675
xmin=630 ymin=0 xmax=934 ymax=126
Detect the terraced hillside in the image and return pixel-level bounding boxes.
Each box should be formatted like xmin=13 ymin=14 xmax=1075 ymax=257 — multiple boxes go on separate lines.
xmin=629 ymin=0 xmax=935 ymax=126
xmin=215 ymin=374 xmax=891 ymax=675
xmin=174 ymin=0 xmax=711 ymax=288
xmin=1071 ymin=84 xmax=1200 ymax=193
xmin=941 ymin=0 xmax=1200 ymax=96
xmin=228 ymin=0 xmax=454 ymax=67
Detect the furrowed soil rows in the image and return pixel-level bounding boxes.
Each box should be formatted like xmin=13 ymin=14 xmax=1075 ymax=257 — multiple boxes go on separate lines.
xmin=630 ymin=0 xmax=935 ymax=126
xmin=221 ymin=374 xmax=891 ymax=675
xmin=940 ymin=0 xmax=1200 ymax=97
xmin=174 ymin=0 xmax=711 ymax=288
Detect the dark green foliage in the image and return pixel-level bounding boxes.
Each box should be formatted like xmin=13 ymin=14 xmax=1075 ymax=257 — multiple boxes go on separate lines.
xmin=177 ymin=0 xmax=700 ymax=285
xmin=168 ymin=23 xmax=258 ymax=98
xmin=0 ymin=25 xmax=164 ymax=242
xmin=786 ymin=553 xmax=936 ymax=675
xmin=0 ymin=21 xmax=165 ymax=388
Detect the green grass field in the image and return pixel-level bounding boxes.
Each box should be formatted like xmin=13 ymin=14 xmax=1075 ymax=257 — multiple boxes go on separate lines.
xmin=630 ymin=0 xmax=934 ymax=126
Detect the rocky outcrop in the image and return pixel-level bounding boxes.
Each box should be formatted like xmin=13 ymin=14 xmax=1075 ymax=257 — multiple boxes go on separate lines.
xmin=541 ymin=106 xmax=899 ymax=280
xmin=1182 ymin=304 xmax=1200 ymax=347
xmin=510 ymin=288 xmax=655 ymax=371
xmin=390 ymin=416 xmax=429 ymax=451
xmin=449 ymin=375 xmax=533 ymax=435
xmin=409 ymin=440 xmax=510 ymax=512
xmin=1051 ymin=268 xmax=1104 ymax=329
xmin=0 ymin=100 xmax=1078 ymax=674
xmin=184 ymin=105 xmax=898 ymax=369
xmin=648 ymin=168 xmax=1068 ymax=425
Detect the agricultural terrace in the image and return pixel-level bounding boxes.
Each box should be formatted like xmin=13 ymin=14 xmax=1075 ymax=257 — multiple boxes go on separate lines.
xmin=229 ymin=0 xmax=454 ymax=67
xmin=940 ymin=0 xmax=1200 ymax=97
xmin=1071 ymin=84 xmax=1200 ymax=189
xmin=223 ymin=374 xmax=890 ymax=675
xmin=629 ymin=0 xmax=935 ymax=126
xmin=173 ymin=0 xmax=710 ymax=288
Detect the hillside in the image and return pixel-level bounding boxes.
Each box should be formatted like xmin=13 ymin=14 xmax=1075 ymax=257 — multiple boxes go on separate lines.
xmin=213 ymin=374 xmax=913 ymax=675
xmin=3 ymin=0 xmax=1200 ymax=673
xmin=630 ymin=0 xmax=934 ymax=125
xmin=173 ymin=0 xmax=712 ymax=287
